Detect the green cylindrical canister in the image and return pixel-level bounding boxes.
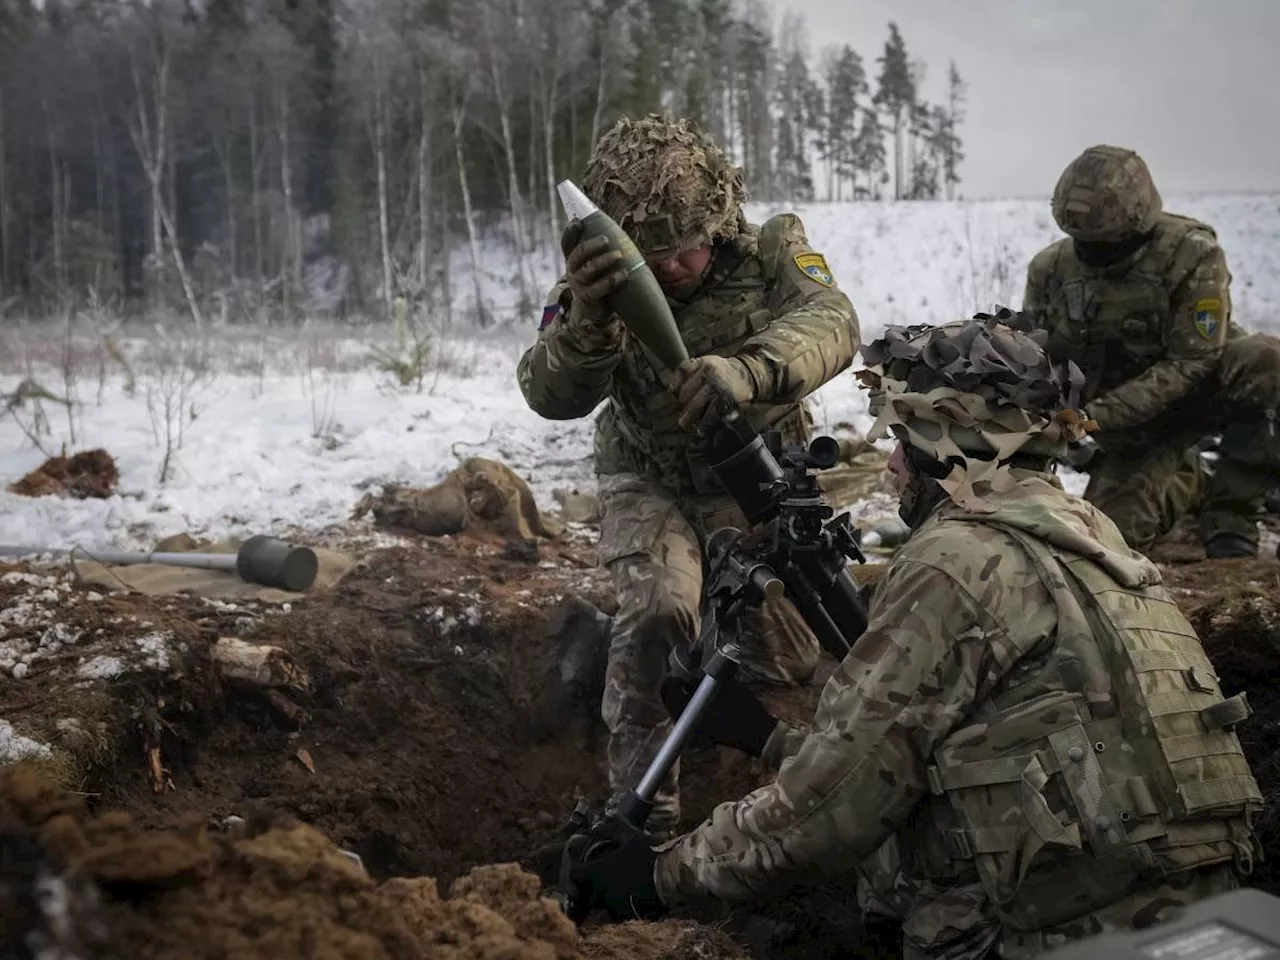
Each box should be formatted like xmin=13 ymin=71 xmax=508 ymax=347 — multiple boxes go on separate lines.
xmin=556 ymin=180 xmax=689 ymax=370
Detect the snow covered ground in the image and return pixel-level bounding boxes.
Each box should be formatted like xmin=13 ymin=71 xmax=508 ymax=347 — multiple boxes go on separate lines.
xmin=2 ymin=194 xmax=1277 ymax=551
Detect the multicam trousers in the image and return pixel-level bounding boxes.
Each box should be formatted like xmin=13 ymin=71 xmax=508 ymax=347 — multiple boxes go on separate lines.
xmin=1086 ymin=333 xmax=1280 ymax=552
xmin=596 ymin=471 xmax=823 ymax=833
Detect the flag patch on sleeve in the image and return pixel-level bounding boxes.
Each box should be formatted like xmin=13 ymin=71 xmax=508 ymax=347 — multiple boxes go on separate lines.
xmin=539 ymin=303 xmax=563 ymax=330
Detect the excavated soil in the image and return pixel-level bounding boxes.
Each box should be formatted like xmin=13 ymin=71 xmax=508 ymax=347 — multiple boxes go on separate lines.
xmin=2 ymin=525 xmax=1280 ymax=959
xmin=7 ymin=448 xmax=119 ymax=499
xmin=0 ymin=762 xmax=742 ymax=960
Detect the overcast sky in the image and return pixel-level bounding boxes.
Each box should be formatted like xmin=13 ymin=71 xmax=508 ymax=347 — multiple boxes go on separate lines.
xmin=771 ymin=0 xmax=1280 ymax=200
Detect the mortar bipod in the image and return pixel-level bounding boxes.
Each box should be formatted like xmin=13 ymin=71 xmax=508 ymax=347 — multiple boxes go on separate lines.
xmin=550 ymin=528 xmax=783 ymax=922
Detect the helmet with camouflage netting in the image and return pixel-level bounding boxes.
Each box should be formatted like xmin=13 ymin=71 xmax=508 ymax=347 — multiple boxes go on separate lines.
xmin=1051 ymin=144 xmax=1163 ymax=242
xmin=856 ymin=309 xmax=1093 ymax=508
xmin=582 ymin=114 xmax=746 ymax=259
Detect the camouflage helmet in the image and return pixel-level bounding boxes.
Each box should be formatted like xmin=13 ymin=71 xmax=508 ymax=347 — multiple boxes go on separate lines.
xmin=582 ymin=114 xmax=746 ymax=258
xmin=856 ymin=310 xmax=1093 ymax=509
xmin=1051 ymin=144 xmax=1163 ymax=242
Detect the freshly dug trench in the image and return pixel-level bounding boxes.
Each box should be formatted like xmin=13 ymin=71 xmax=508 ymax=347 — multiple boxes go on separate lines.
xmin=18 ymin=532 xmax=1280 ymax=960
xmin=0 ymin=763 xmax=751 ymax=960
xmin=1191 ymin=587 xmax=1280 ymax=894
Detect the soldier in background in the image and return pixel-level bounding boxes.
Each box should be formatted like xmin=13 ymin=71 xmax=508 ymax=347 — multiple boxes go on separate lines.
xmin=566 ymin=315 xmax=1261 ymax=960
xmin=1021 ymin=144 xmax=1280 ymax=558
xmin=516 ymin=115 xmax=860 ymax=836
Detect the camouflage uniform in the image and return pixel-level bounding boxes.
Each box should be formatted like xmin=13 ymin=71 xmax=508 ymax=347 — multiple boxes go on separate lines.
xmin=1021 ymin=144 xmax=1280 ymax=554
xmin=516 ymin=116 xmax=860 ymax=832
xmin=652 ymin=319 xmax=1262 ymax=960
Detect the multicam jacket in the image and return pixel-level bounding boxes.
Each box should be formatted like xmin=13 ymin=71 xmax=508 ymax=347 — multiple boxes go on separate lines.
xmin=654 ymin=472 xmax=1260 ymax=959
xmin=1021 ymin=212 xmax=1235 ymax=433
xmin=516 ymin=214 xmax=860 ymax=499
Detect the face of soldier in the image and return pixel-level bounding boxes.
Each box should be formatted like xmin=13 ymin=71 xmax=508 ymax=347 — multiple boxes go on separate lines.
xmin=887 ymin=442 xmax=910 ymax=494
xmin=645 ymin=246 xmax=713 ymax=293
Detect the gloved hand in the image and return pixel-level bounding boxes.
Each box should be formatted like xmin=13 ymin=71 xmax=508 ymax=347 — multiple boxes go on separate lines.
xmin=568 ymin=830 xmax=666 ymax=921
xmin=1064 ymin=434 xmax=1100 ymax=469
xmin=671 ymin=355 xmax=759 ymax=431
xmin=561 ymin=219 xmax=628 ymax=328
xmin=660 ymin=673 xmax=779 ymax=757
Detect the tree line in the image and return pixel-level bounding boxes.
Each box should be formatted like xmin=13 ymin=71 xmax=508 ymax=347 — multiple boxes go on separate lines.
xmin=0 ymin=0 xmax=967 ymax=323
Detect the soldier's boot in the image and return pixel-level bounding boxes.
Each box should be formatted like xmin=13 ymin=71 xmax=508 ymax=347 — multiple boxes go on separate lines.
xmin=1203 ymin=416 xmax=1277 ymax=559
xmin=1204 ymin=533 xmax=1258 ymax=559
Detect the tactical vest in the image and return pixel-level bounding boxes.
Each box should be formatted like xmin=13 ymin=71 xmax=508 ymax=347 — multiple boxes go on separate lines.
xmin=1043 ymin=214 xmax=1221 ymax=401
xmin=597 ymin=220 xmax=811 ymax=498
xmin=918 ymin=521 xmax=1261 ymax=932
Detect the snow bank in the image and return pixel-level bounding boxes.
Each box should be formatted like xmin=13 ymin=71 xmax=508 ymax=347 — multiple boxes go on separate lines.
xmin=1 ymin=195 xmax=1274 ymax=549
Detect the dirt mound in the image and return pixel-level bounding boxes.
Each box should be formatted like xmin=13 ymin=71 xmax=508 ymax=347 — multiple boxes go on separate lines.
xmin=7 ymin=448 xmax=119 ymax=499
xmin=77 ymin=535 xmax=617 ymax=887
xmin=581 ymin=920 xmax=750 ymax=959
xmin=351 ymin=458 xmax=564 ymax=542
xmin=0 ymin=762 xmax=577 ymax=959
xmin=1 ymin=764 xmax=757 ymax=960
xmin=10 ymin=520 xmax=1280 ymax=960
xmin=1190 ymin=587 xmax=1280 ymax=892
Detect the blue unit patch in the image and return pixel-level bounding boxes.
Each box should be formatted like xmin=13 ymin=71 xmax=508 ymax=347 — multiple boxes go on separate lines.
xmin=794 ymin=252 xmax=835 ymax=287
xmin=1193 ymin=297 xmax=1223 ymax=340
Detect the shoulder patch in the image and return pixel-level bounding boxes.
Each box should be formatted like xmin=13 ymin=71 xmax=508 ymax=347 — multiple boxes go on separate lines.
xmin=539 ymin=303 xmax=563 ymax=330
xmin=1193 ymin=297 xmax=1223 ymax=340
xmin=794 ymin=252 xmax=834 ymax=287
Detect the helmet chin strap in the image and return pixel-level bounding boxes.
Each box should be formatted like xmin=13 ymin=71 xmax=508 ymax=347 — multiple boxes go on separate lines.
xmin=897 ymin=445 xmax=952 ymax=530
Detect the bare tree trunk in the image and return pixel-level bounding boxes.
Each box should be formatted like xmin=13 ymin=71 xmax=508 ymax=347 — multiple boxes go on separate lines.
xmin=481 ymin=2 xmax=533 ymax=309
xmin=156 ymin=201 xmax=204 ymax=326
xmin=543 ymin=88 xmax=560 ymax=244
xmin=88 ymin=61 xmax=109 ymax=241
xmin=249 ymin=94 xmax=264 ymax=283
xmin=452 ymin=99 xmax=487 ymax=326
xmin=128 ymin=40 xmax=166 ymax=271
xmin=44 ymin=99 xmax=66 ymax=296
xmin=219 ymin=142 xmax=237 ymax=276
xmin=278 ymin=84 xmax=300 ymax=322
xmin=438 ymin=163 xmax=453 ymax=327
xmin=894 ymin=120 xmax=904 ymax=201
xmin=128 ymin=29 xmax=204 ymax=327
xmin=526 ymin=80 xmax=539 ymax=249
xmin=417 ymin=64 xmax=433 ymax=303
xmin=589 ymin=20 xmax=610 ymax=148
xmin=374 ymin=65 xmax=394 ymax=323
xmin=0 ymin=88 xmax=7 ymax=300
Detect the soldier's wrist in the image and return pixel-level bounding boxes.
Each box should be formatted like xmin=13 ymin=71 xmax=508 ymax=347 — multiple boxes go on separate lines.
xmin=736 ymin=354 xmax=773 ymax=402
xmin=759 ymin=721 xmax=793 ymax=769
xmin=567 ymin=300 xmax=622 ymax=349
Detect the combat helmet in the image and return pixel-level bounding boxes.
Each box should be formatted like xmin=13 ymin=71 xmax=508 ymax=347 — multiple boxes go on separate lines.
xmin=856 ymin=309 xmax=1092 ymax=510
xmin=582 ymin=114 xmax=746 ymax=258
xmin=1051 ymin=144 xmax=1163 ymax=242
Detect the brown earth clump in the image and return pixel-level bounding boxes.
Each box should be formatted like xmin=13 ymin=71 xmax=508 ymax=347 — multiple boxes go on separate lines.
xmin=0 ymin=761 xmax=581 ymax=960
xmin=1189 ymin=586 xmax=1280 ymax=891
xmin=7 ymin=448 xmax=119 ymax=499
xmin=7 ymin=524 xmax=1280 ymax=960
xmin=350 ymin=458 xmax=564 ymax=543
xmin=0 ymin=763 xmax=752 ymax=960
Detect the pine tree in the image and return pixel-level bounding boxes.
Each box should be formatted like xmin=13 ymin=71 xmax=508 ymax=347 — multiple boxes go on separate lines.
xmin=851 ymin=108 xmax=885 ymax=199
xmin=694 ymin=0 xmax=732 ymax=145
xmin=942 ymin=59 xmax=966 ymax=199
xmin=774 ymin=38 xmax=816 ymax=200
xmin=824 ymin=45 xmax=864 ymax=200
xmin=734 ymin=4 xmax=773 ymax=197
xmin=872 ymin=21 xmax=914 ymax=200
